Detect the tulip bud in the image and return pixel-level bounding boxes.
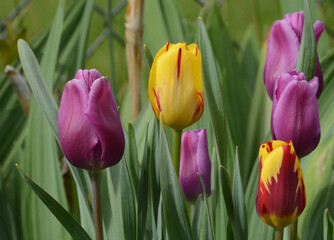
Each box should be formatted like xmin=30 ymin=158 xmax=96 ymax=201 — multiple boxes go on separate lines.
xmin=271 ymin=70 xmax=320 ymax=158
xmin=256 ymin=140 xmax=306 ymax=228
xmin=148 ymin=42 xmax=204 ymax=130
xmin=58 ymin=69 xmax=125 ymax=170
xmin=264 ymin=11 xmax=324 ymax=100
xmin=179 ymin=129 xmax=211 ymax=202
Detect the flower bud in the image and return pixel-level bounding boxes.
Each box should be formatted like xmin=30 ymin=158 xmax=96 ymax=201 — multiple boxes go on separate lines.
xmin=179 ymin=129 xmax=211 ymax=202
xmin=58 ymin=69 xmax=125 ymax=170
xmin=264 ymin=11 xmax=324 ymax=100
xmin=148 ymin=42 xmax=204 ymax=130
xmin=256 ymin=140 xmax=306 ymax=228
xmin=271 ymin=70 xmax=320 ymax=158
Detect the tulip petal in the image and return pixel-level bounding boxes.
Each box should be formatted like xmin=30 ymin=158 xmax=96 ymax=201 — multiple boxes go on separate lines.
xmin=85 ymin=77 xmax=125 ymax=169
xmin=74 ymin=69 xmax=102 ymax=88
xmin=271 ymin=77 xmax=321 ymax=158
xmin=264 ymin=20 xmax=300 ymax=99
xmin=58 ymin=79 xmax=99 ymax=169
xmin=256 ymin=143 xmax=306 ymax=228
xmin=179 ymin=129 xmax=211 ymax=201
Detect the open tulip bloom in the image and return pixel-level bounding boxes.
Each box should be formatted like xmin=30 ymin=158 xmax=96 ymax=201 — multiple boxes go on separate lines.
xmin=256 ymin=140 xmax=306 ymax=229
xmin=264 ymin=11 xmax=324 ymax=100
xmin=58 ymin=69 xmax=125 ymax=171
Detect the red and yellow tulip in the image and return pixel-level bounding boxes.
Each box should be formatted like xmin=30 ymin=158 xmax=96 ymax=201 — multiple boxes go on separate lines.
xmin=256 ymin=140 xmax=306 ymax=228
xmin=148 ymin=42 xmax=204 ymax=130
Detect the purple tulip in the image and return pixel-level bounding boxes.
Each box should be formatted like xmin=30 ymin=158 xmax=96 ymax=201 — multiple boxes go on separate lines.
xmin=271 ymin=70 xmax=320 ymax=158
xmin=264 ymin=11 xmax=324 ymax=100
xmin=179 ymin=129 xmax=211 ymax=202
xmin=58 ymin=69 xmax=125 ymax=170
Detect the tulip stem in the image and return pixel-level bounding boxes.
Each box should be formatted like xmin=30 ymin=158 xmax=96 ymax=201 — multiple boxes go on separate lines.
xmin=274 ymin=228 xmax=284 ymax=240
xmin=173 ymin=129 xmax=182 ymax=177
xmin=92 ymin=171 xmax=104 ymax=240
xmin=288 ymin=220 xmax=298 ymax=240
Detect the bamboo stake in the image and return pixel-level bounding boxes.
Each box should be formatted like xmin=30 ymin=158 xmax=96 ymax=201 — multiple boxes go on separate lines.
xmin=125 ymin=0 xmax=144 ymax=121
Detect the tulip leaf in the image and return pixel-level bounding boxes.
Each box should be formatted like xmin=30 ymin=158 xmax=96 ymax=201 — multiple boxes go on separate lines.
xmin=324 ymin=209 xmax=334 ymax=240
xmin=197 ymin=173 xmax=215 ymax=240
xmin=144 ymin=44 xmax=154 ymax=68
xmin=232 ymin=147 xmax=248 ymax=240
xmin=159 ymin=119 xmax=193 ymax=240
xmin=76 ymin=0 xmax=94 ymax=68
xmin=211 ymin=148 xmax=228 ymax=239
xmin=17 ymin=39 xmax=59 ymax=138
xmin=16 ymin=165 xmax=92 ymax=240
xmin=120 ymin=159 xmax=137 ymax=240
xmin=106 ymin=168 xmax=125 ymax=240
xmin=127 ymin=122 xmax=140 ymax=199
xmin=40 ymin=0 xmax=64 ymax=87
xmin=192 ymin=196 xmax=203 ymax=240
xmin=137 ymin=124 xmax=150 ymax=240
xmin=296 ymin=0 xmax=317 ymax=81
xmin=197 ymin=19 xmax=227 ymax=168
xmin=219 ymin=166 xmax=236 ymax=237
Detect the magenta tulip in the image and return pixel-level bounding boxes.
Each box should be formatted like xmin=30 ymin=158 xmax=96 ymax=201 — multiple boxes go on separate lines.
xmin=264 ymin=11 xmax=324 ymax=100
xmin=179 ymin=129 xmax=211 ymax=202
xmin=271 ymin=70 xmax=320 ymax=158
xmin=58 ymin=69 xmax=125 ymax=170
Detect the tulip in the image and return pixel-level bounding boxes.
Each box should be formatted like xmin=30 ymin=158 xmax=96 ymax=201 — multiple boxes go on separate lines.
xmin=271 ymin=70 xmax=320 ymax=158
xmin=256 ymin=140 xmax=306 ymax=229
xmin=58 ymin=69 xmax=125 ymax=170
xmin=179 ymin=129 xmax=211 ymax=202
xmin=264 ymin=11 xmax=324 ymax=100
xmin=148 ymin=42 xmax=204 ymax=130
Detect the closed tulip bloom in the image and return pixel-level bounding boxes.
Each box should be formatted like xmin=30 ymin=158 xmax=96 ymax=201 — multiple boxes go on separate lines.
xmin=148 ymin=42 xmax=204 ymax=130
xmin=58 ymin=69 xmax=125 ymax=170
xmin=271 ymin=70 xmax=320 ymax=158
xmin=179 ymin=129 xmax=211 ymax=202
xmin=256 ymin=140 xmax=306 ymax=228
xmin=264 ymin=11 xmax=324 ymax=100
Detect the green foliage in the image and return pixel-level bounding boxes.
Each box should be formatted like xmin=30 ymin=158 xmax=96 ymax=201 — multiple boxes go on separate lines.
xmin=1 ymin=0 xmax=334 ymax=239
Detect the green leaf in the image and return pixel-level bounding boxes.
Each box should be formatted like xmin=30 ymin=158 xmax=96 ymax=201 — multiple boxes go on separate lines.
xmin=144 ymin=44 xmax=154 ymax=68
xmin=120 ymin=160 xmax=137 ymax=240
xmin=127 ymin=123 xmax=141 ymax=199
xmin=232 ymin=147 xmax=248 ymax=240
xmin=197 ymin=174 xmax=214 ymax=240
xmin=296 ymin=0 xmax=316 ymax=81
xmin=17 ymin=39 xmax=59 ymax=137
xmin=40 ymin=0 xmax=64 ymax=87
xmin=76 ymin=0 xmax=94 ymax=68
xmin=197 ymin=19 xmax=227 ymax=168
xmin=138 ymin=125 xmax=150 ymax=240
xmin=219 ymin=166 xmax=234 ymax=228
xmin=16 ymin=165 xmax=91 ymax=240
xmin=159 ymin=119 xmax=193 ymax=240
xmin=324 ymin=209 xmax=334 ymax=240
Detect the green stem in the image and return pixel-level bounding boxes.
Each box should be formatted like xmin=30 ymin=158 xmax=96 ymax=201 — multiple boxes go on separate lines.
xmin=92 ymin=171 xmax=103 ymax=240
xmin=288 ymin=220 xmax=298 ymax=240
xmin=173 ymin=129 xmax=182 ymax=177
xmin=275 ymin=228 xmax=284 ymax=240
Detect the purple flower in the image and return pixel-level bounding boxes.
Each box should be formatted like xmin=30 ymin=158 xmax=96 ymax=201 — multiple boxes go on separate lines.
xmin=58 ymin=69 xmax=125 ymax=170
xmin=271 ymin=70 xmax=320 ymax=158
xmin=179 ymin=129 xmax=211 ymax=202
xmin=264 ymin=11 xmax=324 ymax=100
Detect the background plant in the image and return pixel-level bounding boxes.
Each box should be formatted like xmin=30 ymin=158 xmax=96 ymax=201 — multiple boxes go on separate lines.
xmin=1 ymin=0 xmax=334 ymax=239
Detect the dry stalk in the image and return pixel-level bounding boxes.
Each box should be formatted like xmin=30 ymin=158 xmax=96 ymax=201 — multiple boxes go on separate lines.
xmin=125 ymin=0 xmax=145 ymax=121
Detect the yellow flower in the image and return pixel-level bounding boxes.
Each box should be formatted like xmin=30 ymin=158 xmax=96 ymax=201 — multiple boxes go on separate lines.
xmin=256 ymin=140 xmax=306 ymax=228
xmin=148 ymin=42 xmax=204 ymax=130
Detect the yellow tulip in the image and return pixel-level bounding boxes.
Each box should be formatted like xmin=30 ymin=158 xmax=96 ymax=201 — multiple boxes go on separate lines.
xmin=148 ymin=42 xmax=204 ymax=130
